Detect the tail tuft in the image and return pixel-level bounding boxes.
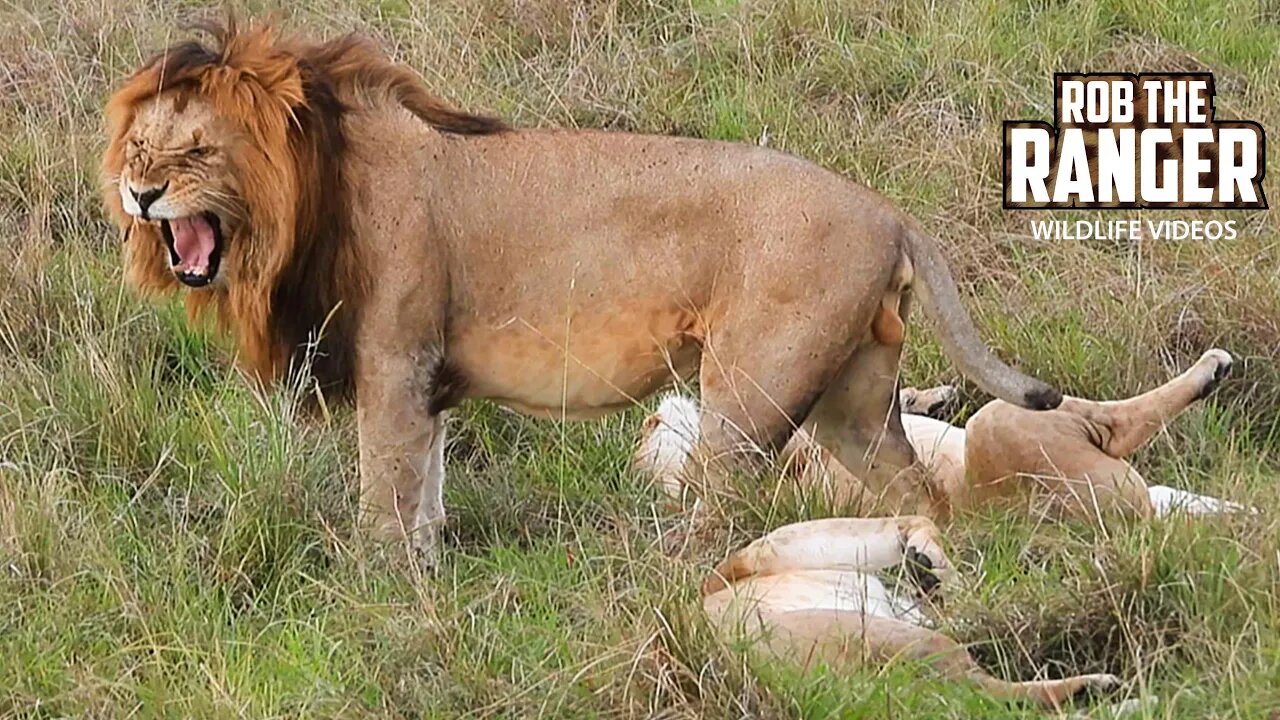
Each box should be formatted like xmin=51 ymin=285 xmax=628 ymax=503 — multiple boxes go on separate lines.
xmin=1023 ymin=384 xmax=1063 ymax=410
xmin=904 ymin=226 xmax=1061 ymax=411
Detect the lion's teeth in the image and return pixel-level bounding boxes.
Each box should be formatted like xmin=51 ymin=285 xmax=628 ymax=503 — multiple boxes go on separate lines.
xmin=170 ymin=263 xmax=209 ymax=276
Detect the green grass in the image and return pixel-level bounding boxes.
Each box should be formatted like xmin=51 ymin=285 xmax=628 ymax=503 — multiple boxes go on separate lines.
xmin=1 ymin=0 xmax=1278 ymax=717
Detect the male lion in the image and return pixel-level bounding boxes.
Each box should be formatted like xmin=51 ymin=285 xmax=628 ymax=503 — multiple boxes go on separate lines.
xmin=102 ymin=21 xmax=1059 ymax=560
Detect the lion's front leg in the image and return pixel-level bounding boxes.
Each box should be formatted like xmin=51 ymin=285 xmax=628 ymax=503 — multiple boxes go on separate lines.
xmin=355 ymin=349 xmax=447 ymax=564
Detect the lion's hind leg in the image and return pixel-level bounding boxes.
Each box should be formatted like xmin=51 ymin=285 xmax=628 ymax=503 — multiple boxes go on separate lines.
xmin=637 ymin=387 xmax=953 ymax=509
xmin=687 ymin=322 xmax=863 ymax=505
xmin=801 ymin=332 xmax=933 ymax=518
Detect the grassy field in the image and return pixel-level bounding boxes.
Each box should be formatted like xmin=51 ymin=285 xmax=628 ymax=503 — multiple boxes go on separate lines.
xmin=2 ymin=0 xmax=1279 ymax=717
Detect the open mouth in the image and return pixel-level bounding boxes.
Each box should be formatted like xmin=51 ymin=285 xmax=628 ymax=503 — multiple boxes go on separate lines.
xmin=159 ymin=213 xmax=223 ymax=287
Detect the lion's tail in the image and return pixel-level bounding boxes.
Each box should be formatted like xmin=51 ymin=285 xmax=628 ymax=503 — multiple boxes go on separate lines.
xmin=903 ymin=226 xmax=1061 ymax=410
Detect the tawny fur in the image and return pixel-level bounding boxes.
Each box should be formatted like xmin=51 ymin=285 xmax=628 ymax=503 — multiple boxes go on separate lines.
xmin=102 ymin=21 xmax=503 ymax=396
xmin=637 ymin=349 xmax=1247 ymax=520
xmin=702 ymin=518 xmax=1122 ymax=710
xmin=639 ymin=356 xmax=1241 ymax=711
xmin=103 ymin=20 xmax=1056 ymax=549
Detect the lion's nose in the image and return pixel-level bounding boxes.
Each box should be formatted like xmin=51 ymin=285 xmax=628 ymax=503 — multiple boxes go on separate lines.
xmin=131 ymin=182 xmax=168 ymax=219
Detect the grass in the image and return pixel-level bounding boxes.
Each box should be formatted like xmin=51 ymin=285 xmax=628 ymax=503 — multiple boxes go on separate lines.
xmin=1 ymin=0 xmax=1278 ymax=717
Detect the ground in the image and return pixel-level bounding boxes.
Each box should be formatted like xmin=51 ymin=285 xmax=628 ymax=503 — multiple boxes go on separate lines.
xmin=1 ymin=0 xmax=1278 ymax=717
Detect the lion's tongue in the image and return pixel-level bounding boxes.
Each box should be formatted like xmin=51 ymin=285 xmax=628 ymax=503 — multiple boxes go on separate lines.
xmin=170 ymin=216 xmax=215 ymax=271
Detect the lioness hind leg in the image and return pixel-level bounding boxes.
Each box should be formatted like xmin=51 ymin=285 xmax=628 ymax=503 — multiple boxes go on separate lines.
xmin=702 ymin=516 xmax=955 ymax=595
xmin=744 ymin=609 xmax=1119 ymax=710
xmin=1039 ymin=454 xmax=1156 ymax=521
xmin=899 ymin=384 xmax=958 ymax=418
xmin=633 ymin=395 xmax=700 ymax=499
xmin=1058 ymin=349 xmax=1233 ymax=459
xmin=964 ymin=405 xmax=1155 ymax=519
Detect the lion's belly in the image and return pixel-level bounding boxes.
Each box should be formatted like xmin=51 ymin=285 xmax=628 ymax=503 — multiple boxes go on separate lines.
xmin=449 ymin=307 xmax=703 ymax=419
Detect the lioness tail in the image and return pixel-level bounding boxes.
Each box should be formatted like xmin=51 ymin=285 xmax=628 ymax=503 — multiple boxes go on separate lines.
xmin=904 ymin=226 xmax=1061 ymax=410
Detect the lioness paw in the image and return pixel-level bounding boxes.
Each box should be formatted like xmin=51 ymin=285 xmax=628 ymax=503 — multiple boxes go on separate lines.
xmin=1195 ymin=348 xmax=1234 ymax=400
xmin=1070 ymin=674 xmax=1124 ymax=703
xmin=900 ymin=385 xmax=958 ymax=418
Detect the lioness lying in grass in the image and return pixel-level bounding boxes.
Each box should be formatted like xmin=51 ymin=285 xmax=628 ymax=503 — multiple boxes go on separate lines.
xmin=635 ymin=349 xmax=1248 ymax=709
xmin=640 ymin=348 xmax=1245 ymax=520
xmin=700 ymin=516 xmax=1122 ymax=710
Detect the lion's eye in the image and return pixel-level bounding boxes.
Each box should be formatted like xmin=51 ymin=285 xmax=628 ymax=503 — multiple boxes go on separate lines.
xmin=187 ymin=146 xmax=212 ymax=158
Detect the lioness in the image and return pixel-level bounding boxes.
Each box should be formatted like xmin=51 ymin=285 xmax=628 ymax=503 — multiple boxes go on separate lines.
xmin=701 ymin=517 xmax=1124 ymax=710
xmin=638 ymin=351 xmax=1244 ymax=709
xmin=103 ymin=21 xmax=1059 ymax=559
xmin=639 ymin=349 xmax=1245 ymax=520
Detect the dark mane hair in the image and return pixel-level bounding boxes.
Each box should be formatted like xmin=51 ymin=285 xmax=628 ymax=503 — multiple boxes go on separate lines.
xmin=102 ymin=19 xmax=506 ymax=399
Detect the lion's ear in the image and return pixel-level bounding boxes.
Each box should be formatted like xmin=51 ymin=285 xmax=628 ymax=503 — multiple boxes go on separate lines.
xmin=249 ymin=58 xmax=305 ymax=109
xmin=219 ymin=24 xmax=307 ymax=110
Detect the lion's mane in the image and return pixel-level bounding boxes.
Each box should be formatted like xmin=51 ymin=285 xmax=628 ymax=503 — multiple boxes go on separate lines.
xmin=102 ymin=19 xmax=504 ymax=397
